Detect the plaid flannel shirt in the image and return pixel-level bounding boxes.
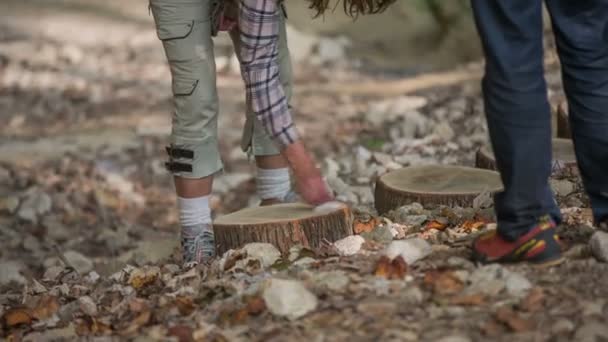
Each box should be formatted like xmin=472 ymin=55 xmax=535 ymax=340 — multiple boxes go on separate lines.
xmin=238 ymin=0 xmax=299 ymax=148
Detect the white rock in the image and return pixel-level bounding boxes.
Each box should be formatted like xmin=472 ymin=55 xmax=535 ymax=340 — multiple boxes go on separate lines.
xmin=242 ymin=243 xmax=281 ymax=268
xmin=78 ymin=296 xmax=97 ymax=316
xmin=0 ymin=260 xmax=27 ymax=285
xmin=551 ymin=318 xmax=575 ymax=335
xmin=311 ymin=271 xmax=350 ymax=292
xmin=504 ymin=272 xmax=532 ymax=297
xmin=590 ymin=231 xmax=608 ymax=263
xmin=368 ymin=96 xmax=429 ymax=126
xmin=466 ymin=264 xmax=531 ymax=297
xmin=334 ymin=235 xmax=365 ymax=256
xmin=384 ymin=239 xmax=432 ymax=264
xmin=263 ymin=279 xmax=318 ymax=320
xmin=63 ymin=250 xmax=94 ymax=274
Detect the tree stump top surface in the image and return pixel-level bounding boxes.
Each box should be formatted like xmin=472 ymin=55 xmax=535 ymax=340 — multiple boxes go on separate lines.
xmin=479 ymin=138 xmax=576 ymax=162
xmin=379 ymin=165 xmax=502 ymax=195
xmin=214 ymin=203 xmax=344 ymax=226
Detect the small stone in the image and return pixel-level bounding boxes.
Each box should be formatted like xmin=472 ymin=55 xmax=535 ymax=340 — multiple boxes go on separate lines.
xmin=361 ymin=225 xmax=394 ymax=244
xmin=391 ymin=203 xmax=425 ymax=218
xmin=78 ymin=296 xmax=97 ymax=316
xmin=263 ymin=279 xmax=318 ymax=320
xmin=85 ymin=271 xmax=100 ymax=284
xmin=551 ymin=318 xmax=575 ymax=335
xmin=574 ymin=322 xmax=608 ymax=341
xmin=402 ymin=286 xmax=424 ymax=304
xmin=23 ymin=235 xmax=41 ymax=252
xmin=334 ymin=235 xmax=365 ymax=256
xmin=43 ymin=216 xmax=71 ymax=242
xmin=504 ymin=272 xmax=532 ymax=297
xmin=17 ymin=190 xmax=52 ymax=223
xmin=243 ymin=243 xmax=281 ymax=268
xmin=0 ymin=260 xmax=27 ymax=285
xmin=466 ymin=264 xmax=531 ymax=298
xmin=447 ymin=257 xmax=475 ymax=271
xmin=550 ymin=179 xmax=575 ymax=197
xmin=401 ymin=215 xmax=428 ymax=227
xmin=384 ymin=239 xmax=432 ymax=264
xmin=580 ymin=300 xmax=605 ymax=317
xmin=63 ymin=250 xmax=94 ymax=274
xmin=43 ymin=266 xmax=65 ymax=281
xmin=311 ymin=271 xmax=350 ymax=292
xmin=433 ymin=122 xmax=455 ymax=141
xmin=590 ymin=231 xmax=608 ymax=263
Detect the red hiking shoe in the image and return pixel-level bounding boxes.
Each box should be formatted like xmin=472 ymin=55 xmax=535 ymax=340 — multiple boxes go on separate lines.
xmin=472 ymin=216 xmax=563 ymax=266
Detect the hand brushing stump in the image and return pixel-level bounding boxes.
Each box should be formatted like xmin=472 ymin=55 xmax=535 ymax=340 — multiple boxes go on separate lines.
xmin=557 ymin=102 xmax=571 ymax=139
xmin=476 ymin=138 xmax=577 ymax=176
xmin=374 ymin=165 xmax=502 ymax=214
xmin=213 ymin=202 xmax=353 ymax=256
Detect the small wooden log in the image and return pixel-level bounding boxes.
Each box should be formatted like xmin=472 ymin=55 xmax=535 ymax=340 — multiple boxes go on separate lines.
xmin=557 ymin=102 xmax=571 ymax=139
xmin=475 ymin=138 xmax=577 ymax=176
xmin=374 ymin=165 xmax=503 ymax=214
xmin=214 ymin=203 xmax=353 ymax=256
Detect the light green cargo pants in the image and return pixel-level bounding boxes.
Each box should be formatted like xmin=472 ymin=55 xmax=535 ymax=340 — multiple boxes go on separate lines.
xmin=149 ymin=0 xmax=293 ymax=179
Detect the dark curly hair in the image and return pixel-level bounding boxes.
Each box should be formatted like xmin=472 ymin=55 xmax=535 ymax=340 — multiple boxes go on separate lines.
xmin=307 ymin=0 xmax=397 ymax=17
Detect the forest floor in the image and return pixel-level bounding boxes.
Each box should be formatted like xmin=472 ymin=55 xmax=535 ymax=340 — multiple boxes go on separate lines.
xmin=1 ymin=1 xmax=608 ymax=342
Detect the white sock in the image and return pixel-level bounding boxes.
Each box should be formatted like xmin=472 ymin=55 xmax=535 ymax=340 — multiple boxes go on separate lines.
xmin=256 ymin=167 xmax=291 ymax=200
xmin=178 ymin=195 xmax=212 ymax=229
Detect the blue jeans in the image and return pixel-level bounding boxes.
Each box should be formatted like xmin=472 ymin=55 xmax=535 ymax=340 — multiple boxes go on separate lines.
xmin=471 ymin=0 xmax=608 ymax=240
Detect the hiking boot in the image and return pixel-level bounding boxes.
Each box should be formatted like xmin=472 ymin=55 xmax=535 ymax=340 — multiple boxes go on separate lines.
xmin=472 ymin=216 xmax=563 ymax=266
xmin=181 ymin=224 xmax=215 ymax=267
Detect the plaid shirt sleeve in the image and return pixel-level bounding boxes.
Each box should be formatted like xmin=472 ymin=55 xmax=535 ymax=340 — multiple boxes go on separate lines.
xmin=238 ymin=0 xmax=299 ymax=148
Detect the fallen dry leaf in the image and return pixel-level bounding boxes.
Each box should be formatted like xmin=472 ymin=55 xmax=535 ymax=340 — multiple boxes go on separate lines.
xmin=495 ymin=307 xmax=533 ymax=332
xmin=481 ymin=319 xmax=503 ymax=337
xmin=175 ymin=296 xmax=196 ymax=316
xmin=424 ymin=271 xmax=464 ymax=296
xmin=3 ymin=308 xmax=33 ymax=327
xmin=245 ymin=297 xmax=266 ymax=316
xmin=519 ymin=287 xmax=545 ymax=312
xmin=450 ymin=294 xmax=486 ymax=306
xmin=128 ymin=267 xmax=160 ymax=290
xmin=31 ymin=295 xmax=60 ymax=320
xmin=461 ymin=220 xmax=487 ymax=232
xmin=374 ymin=256 xmax=408 ymax=280
xmin=353 ymin=217 xmax=381 ymax=234
xmin=168 ymin=324 xmax=194 ymax=342
xmin=425 ymin=220 xmax=448 ymax=231
xmin=76 ymin=317 xmax=112 ymax=336
xmin=128 ymin=297 xmax=149 ymax=313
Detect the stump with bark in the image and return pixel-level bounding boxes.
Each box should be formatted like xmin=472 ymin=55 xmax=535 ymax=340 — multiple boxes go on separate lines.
xmin=374 ymin=165 xmax=503 ymax=214
xmin=214 ymin=203 xmax=353 ymax=256
xmin=475 ymin=138 xmax=577 ymax=176
xmin=557 ymin=102 xmax=571 ymax=139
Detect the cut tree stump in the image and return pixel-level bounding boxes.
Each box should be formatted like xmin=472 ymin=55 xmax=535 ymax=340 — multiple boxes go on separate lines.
xmin=557 ymin=102 xmax=571 ymax=139
xmin=214 ymin=203 xmax=353 ymax=256
xmin=374 ymin=165 xmax=503 ymax=214
xmin=476 ymin=138 xmax=577 ymax=176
